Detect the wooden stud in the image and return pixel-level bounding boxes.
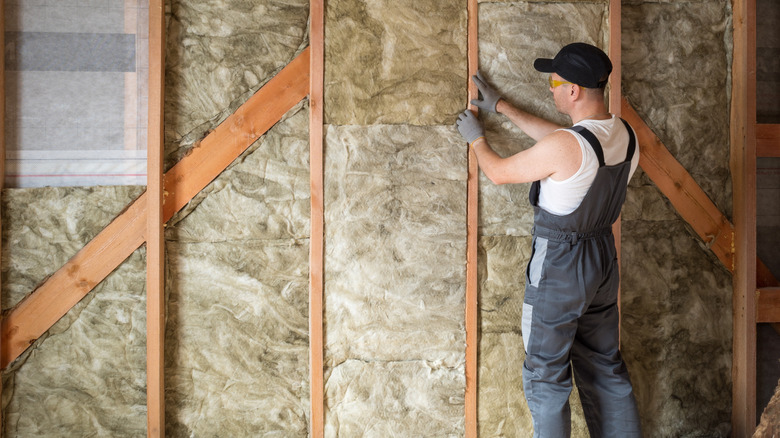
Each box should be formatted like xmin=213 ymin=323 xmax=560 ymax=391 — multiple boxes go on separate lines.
xmin=730 ymin=0 xmax=758 ymax=433
xmin=608 ymin=0 xmax=623 ymax=338
xmin=622 ymin=99 xmax=736 ymax=272
xmin=309 ymin=0 xmax=325 ymax=436
xmin=608 ymin=0 xmax=621 ymax=117
xmin=1 ymin=50 xmax=311 ymax=370
xmin=147 ymin=0 xmax=165 ymax=435
xmin=1 ymin=0 xmax=5 ymax=427
xmin=757 ymin=124 xmax=780 ymax=157
xmin=465 ymin=0 xmax=479 ymax=435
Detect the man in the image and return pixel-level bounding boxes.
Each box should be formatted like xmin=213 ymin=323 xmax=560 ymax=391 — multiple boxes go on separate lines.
xmin=456 ymin=42 xmax=642 ymax=437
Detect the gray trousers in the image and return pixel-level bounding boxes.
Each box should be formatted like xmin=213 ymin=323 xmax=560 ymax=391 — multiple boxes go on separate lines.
xmin=522 ymin=233 xmax=641 ymax=438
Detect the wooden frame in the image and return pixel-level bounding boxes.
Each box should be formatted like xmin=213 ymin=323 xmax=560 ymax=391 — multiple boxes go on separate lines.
xmin=1 ymin=0 xmax=5 ymax=427
xmin=730 ymin=0 xmax=758 ymax=433
xmin=622 ymin=100 xmax=735 ymax=271
xmin=147 ymin=0 xmax=165 ymax=435
xmin=608 ymin=0 xmax=621 ymax=117
xmin=0 ymin=50 xmax=311 ymax=370
xmin=608 ymin=0 xmax=622 ymax=332
xmin=0 ymin=1 xmax=769 ymax=434
xmin=309 ymin=0 xmax=325 ymax=436
xmin=465 ymin=0 xmax=479 ymax=435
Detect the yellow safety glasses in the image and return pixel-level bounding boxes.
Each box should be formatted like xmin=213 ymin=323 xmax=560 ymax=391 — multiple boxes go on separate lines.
xmin=548 ymin=76 xmax=573 ymax=89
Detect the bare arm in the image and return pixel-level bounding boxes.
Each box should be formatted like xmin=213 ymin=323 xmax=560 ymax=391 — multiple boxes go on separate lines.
xmin=470 ymin=130 xmax=581 ymax=185
xmin=496 ymin=99 xmax=563 ymax=142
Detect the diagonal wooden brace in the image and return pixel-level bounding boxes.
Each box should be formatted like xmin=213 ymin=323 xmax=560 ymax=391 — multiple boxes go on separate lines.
xmin=0 ymin=47 xmax=310 ymax=370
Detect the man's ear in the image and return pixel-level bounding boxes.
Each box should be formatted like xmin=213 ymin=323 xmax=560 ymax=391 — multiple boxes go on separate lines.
xmin=569 ymin=84 xmax=580 ymax=99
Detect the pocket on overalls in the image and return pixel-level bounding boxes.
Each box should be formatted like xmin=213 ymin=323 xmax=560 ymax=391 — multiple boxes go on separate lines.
xmin=523 ymin=237 xmax=548 ymax=353
xmin=527 ymin=237 xmax=548 ymax=288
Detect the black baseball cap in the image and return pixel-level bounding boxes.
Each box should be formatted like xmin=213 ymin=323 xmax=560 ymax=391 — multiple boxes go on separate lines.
xmin=534 ymin=42 xmax=612 ymax=89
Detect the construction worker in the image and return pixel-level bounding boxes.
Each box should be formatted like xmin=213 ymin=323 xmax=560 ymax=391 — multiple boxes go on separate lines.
xmin=456 ymin=42 xmax=642 ymax=437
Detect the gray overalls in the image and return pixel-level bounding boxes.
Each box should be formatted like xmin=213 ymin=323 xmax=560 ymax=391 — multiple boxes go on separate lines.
xmin=522 ymin=119 xmax=642 ymax=437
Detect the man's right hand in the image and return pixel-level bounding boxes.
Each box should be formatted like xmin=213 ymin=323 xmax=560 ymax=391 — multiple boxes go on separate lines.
xmin=470 ymin=72 xmax=502 ymax=113
xmin=456 ymin=110 xmax=485 ymax=146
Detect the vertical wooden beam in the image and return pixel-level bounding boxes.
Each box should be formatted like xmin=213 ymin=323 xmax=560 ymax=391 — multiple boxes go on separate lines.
xmin=147 ymin=0 xmax=165 ymax=436
xmin=1 ymin=0 xmax=5 ymax=428
xmin=730 ymin=0 xmax=758 ymax=434
xmin=608 ymin=0 xmax=622 ymax=330
xmin=608 ymin=0 xmax=621 ymax=117
xmin=309 ymin=1 xmax=325 ymax=437
xmin=465 ymin=0 xmax=479 ymax=435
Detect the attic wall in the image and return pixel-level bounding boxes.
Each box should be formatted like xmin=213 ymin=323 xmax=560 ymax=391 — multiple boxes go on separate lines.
xmin=1 ymin=0 xmax=738 ymax=436
xmin=756 ymin=0 xmax=780 ymax=420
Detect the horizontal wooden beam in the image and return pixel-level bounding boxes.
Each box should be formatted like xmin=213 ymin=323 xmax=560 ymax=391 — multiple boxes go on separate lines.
xmin=757 ymin=260 xmax=779 ymax=322
xmin=622 ymin=98 xmax=735 ymax=272
xmin=757 ymin=124 xmax=780 ymax=158
xmin=1 ymin=48 xmax=311 ymax=369
xmin=758 ymin=287 xmax=780 ymax=323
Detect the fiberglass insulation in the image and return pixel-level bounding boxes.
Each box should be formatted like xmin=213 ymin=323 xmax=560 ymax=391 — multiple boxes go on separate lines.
xmin=160 ymin=0 xmax=311 ymax=432
xmin=164 ymin=0 xmax=309 ymax=168
xmin=621 ymin=0 xmax=733 ymax=435
xmin=323 ymin=0 xmax=468 ymax=434
xmin=163 ymin=102 xmax=311 ymax=436
xmin=1 ymin=186 xmax=147 ymax=436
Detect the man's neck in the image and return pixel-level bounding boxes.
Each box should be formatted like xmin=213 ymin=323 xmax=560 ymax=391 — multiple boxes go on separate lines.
xmin=570 ymin=104 xmax=610 ymax=125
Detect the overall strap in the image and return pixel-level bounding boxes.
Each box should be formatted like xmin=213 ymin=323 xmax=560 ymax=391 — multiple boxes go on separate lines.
xmin=569 ymin=125 xmax=605 ymax=167
xmin=620 ymin=118 xmax=636 ymax=163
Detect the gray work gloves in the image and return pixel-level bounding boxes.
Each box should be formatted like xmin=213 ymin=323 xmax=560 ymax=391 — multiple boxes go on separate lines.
xmin=470 ymin=72 xmax=502 ymax=113
xmin=456 ymin=110 xmax=484 ymax=146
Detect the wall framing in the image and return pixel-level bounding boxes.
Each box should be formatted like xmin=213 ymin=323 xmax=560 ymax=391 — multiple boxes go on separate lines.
xmin=0 ymin=0 xmax=5 ymax=428
xmin=730 ymin=0 xmax=758 ymax=434
xmin=0 ymin=1 xmax=769 ymax=434
xmin=465 ymin=0 xmax=479 ymax=435
xmin=146 ymin=0 xmax=165 ymax=435
xmin=309 ymin=0 xmax=325 ymax=436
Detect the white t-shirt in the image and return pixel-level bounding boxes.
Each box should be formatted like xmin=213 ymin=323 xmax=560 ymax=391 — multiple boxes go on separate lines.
xmin=537 ymin=115 xmax=640 ymax=215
